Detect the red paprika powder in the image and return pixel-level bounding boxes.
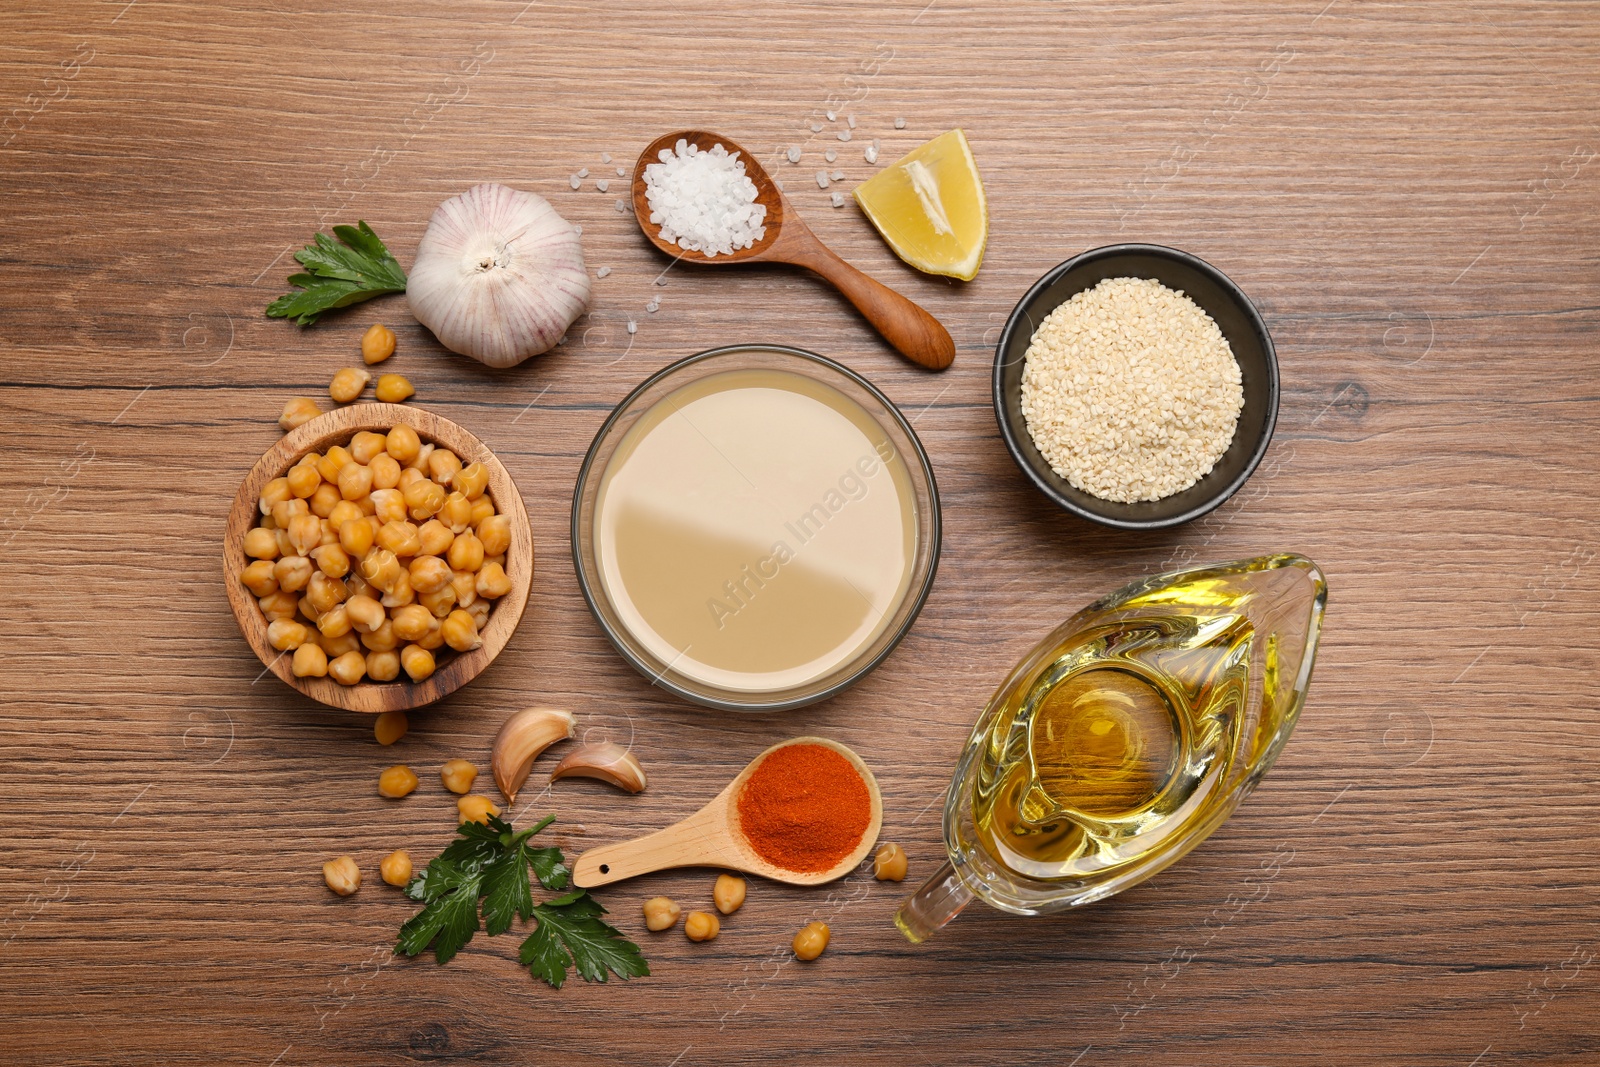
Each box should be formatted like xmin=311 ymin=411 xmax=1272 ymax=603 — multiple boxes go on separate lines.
xmin=736 ymin=743 xmax=872 ymax=873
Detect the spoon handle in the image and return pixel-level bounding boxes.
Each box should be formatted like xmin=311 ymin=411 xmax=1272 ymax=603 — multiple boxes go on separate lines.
xmin=571 ymin=809 xmax=742 ymax=888
xmin=787 ymin=244 xmax=956 ymax=371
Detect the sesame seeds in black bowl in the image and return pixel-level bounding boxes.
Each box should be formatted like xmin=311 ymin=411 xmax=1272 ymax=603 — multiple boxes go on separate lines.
xmin=992 ymin=244 xmax=1279 ymax=530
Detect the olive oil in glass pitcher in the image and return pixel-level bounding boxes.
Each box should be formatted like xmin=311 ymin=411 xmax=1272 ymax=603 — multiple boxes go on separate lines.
xmin=896 ymin=554 xmax=1326 ymax=942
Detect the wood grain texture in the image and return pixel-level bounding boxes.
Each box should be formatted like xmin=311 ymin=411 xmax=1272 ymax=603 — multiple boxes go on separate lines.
xmin=1 ymin=1 xmax=1598 ymax=1065
xmin=222 ymin=402 xmax=534 ymax=713
xmin=632 ymin=128 xmax=957 ymax=369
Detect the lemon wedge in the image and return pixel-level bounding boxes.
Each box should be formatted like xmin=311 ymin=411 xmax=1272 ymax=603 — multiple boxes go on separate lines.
xmin=853 ymin=129 xmax=988 ymax=281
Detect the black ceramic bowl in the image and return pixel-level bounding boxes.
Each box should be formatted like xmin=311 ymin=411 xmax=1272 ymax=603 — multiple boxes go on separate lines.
xmin=992 ymin=244 xmax=1278 ymax=530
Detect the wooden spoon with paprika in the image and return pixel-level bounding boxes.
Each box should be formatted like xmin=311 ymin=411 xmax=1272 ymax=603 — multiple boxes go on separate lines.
xmin=571 ymin=736 xmax=883 ymax=888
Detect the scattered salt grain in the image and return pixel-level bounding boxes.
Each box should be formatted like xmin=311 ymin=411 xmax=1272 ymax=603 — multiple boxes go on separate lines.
xmin=569 ymin=175 xmax=581 ymax=190
xmin=865 ymin=145 xmax=879 ymax=164
xmin=596 ymin=179 xmax=610 ymax=192
xmin=894 ymin=117 xmax=906 ymax=129
xmin=646 ymin=299 xmax=660 ymax=313
xmin=837 ymin=129 xmax=852 ymax=142
xmin=617 ymin=167 xmax=625 ymax=177
xmin=831 ymin=169 xmax=844 ymax=181
xmin=596 ymin=266 xmax=611 ymax=278
xmin=815 ymin=171 xmax=830 ymax=189
xmin=626 ymin=319 xmax=637 ymax=335
xmin=826 ymin=110 xmax=836 ymax=121
xmin=825 ymin=148 xmax=837 ymax=163
xmin=642 ymin=139 xmax=767 ymax=257
xmin=578 ymin=168 xmax=589 ymax=178
xmin=811 ymin=123 xmax=823 ymax=133
xmin=847 ymin=114 xmax=856 ymax=129
xmin=601 ymin=152 xmax=612 ymax=164
xmin=573 ymin=224 xmax=582 ymax=235
xmin=615 ymin=198 xmax=627 ymax=212
xmin=831 ymin=191 xmax=845 ymax=208
xmin=787 ymin=146 xmax=802 ymax=163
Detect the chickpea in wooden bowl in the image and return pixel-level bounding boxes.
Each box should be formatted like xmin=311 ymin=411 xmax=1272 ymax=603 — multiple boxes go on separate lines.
xmin=224 ymin=403 xmax=532 ymax=713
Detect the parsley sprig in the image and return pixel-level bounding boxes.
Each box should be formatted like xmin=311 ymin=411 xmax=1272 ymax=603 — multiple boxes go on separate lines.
xmin=266 ymin=221 xmax=407 ymax=326
xmin=396 ymin=814 xmax=648 ymax=989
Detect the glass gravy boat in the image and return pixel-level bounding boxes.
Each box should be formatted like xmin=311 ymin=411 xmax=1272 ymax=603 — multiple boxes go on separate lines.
xmin=897 ymin=555 xmax=1327 ymax=942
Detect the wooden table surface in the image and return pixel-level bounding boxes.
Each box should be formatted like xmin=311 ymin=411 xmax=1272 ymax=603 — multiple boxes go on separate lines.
xmin=4 ymin=2 xmax=1597 ymax=1064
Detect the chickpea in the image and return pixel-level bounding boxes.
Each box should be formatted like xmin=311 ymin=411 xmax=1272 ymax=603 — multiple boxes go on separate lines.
xmin=445 ymin=530 xmax=483 ymax=572
xmin=272 ymin=528 xmax=294 ymax=559
xmin=344 ymin=594 xmax=385 ymax=634
xmin=286 ymin=462 xmax=321 ymax=500
xmin=380 ymin=570 xmax=415 ymax=608
xmin=375 ymin=373 xmax=414 ymax=403
xmin=380 ymin=849 xmax=413 ymax=887
xmin=713 ymin=874 xmax=747 ymax=915
xmin=409 ymin=554 xmax=453 ymax=594
xmin=792 ymin=921 xmax=830 ymax=961
xmin=310 ymin=543 xmax=351 ymax=579
xmin=288 ymin=514 xmax=323 ymax=556
xmin=329 ymin=367 xmax=370 ymax=404
xmin=326 ymin=499 xmax=364 ymax=528
xmin=306 ymin=571 xmax=348 ymax=615
xmin=642 ymin=897 xmax=682 ymax=932
xmin=365 ymin=649 xmax=401 ymax=682
xmin=348 ymin=431 xmax=387 ymax=464
xmin=427 ymin=449 xmax=462 ymax=487
xmin=419 ymin=584 xmax=458 ymax=619
xmin=400 ymin=644 xmax=435 ymax=682
xmin=873 ymin=842 xmax=909 ymax=882
xmin=339 ymin=517 xmax=375 ymax=557
xmin=373 ymin=710 xmax=408 ymax=746
xmin=323 ymin=855 xmax=361 ymax=896
xmin=244 ymin=527 xmax=281 ymax=560
xmin=369 ymin=487 xmax=408 ymax=524
xmin=415 ymin=625 xmax=446 ymax=652
xmin=241 ymin=559 xmax=279 ymax=597
xmin=328 ymin=650 xmax=368 ymax=685
xmin=476 ymin=562 xmax=512 ymax=599
xmin=451 ymin=569 xmax=478 ymax=610
xmin=315 ymin=603 xmax=352 ymax=639
xmin=408 ymin=442 xmax=435 ymax=472
xmin=441 ymin=609 xmax=481 ymax=652
xmin=291 ymin=642 xmax=328 ymax=678
xmin=358 ymin=548 xmax=402 ymax=593
xmin=369 ymin=452 xmax=402 ymax=490
xmin=316 ymin=446 xmax=355 ymax=484
xmin=378 ymin=764 xmax=419 ymax=798
xmin=385 ymin=424 xmax=421 ymax=465
xmin=457 ymin=794 xmax=499 ymax=824
xmin=271 ymin=498 xmax=309 ymax=529
xmin=477 ymin=514 xmax=511 ymax=557
xmin=454 ymin=462 xmax=490 ymax=501
xmin=468 ymin=496 xmax=496 ymax=527
xmin=309 ymin=482 xmax=341 ymax=519
xmin=267 ymin=619 xmax=310 ymax=651
xmin=403 ymin=479 xmax=446 ymax=521
xmin=684 ymin=911 xmax=720 ymax=942
xmin=321 ymin=631 xmax=363 ymax=659
xmin=397 ymin=467 xmax=427 ymax=491
xmin=361 ymin=618 xmax=398 ymax=653
xmin=258 ymin=590 xmax=298 ymax=622
xmin=376 ymin=520 xmax=422 ymax=557
xmin=296 ymin=595 xmax=321 ymax=624
xmin=465 ymin=598 xmax=491 ymax=627
xmin=388 ymin=604 xmax=432 ymax=643
xmin=439 ymin=759 xmax=478 ymax=795
xmin=273 ymin=555 xmax=313 ymax=594
xmin=437 ymin=491 xmax=473 ymax=534
xmin=361 ymin=323 xmax=397 ymax=365
xmin=259 ymin=477 xmax=293 ymax=516
xmin=280 ymin=397 xmax=323 ymax=432
xmin=416 ymin=519 xmax=455 ymax=557
xmin=337 ymin=461 xmax=373 ymax=501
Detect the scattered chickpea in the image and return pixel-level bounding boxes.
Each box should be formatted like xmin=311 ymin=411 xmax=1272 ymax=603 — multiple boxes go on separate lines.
xmin=873 ymin=842 xmax=909 ymax=882
xmin=792 ymin=921 xmax=830 ymax=961
xmin=291 ymin=642 xmax=328 ymax=678
xmin=378 ymin=764 xmax=419 ymax=798
xmin=713 ymin=874 xmax=747 ymax=915
xmin=439 ymin=759 xmax=478 ymax=795
xmin=457 ymin=794 xmax=499 ymax=824
xmin=361 ymin=323 xmax=397 ymax=365
xmin=323 ymin=855 xmax=361 ymax=896
xmin=375 ymin=373 xmax=415 ymax=403
xmin=329 ymin=367 xmax=371 ymax=404
xmin=380 ymin=849 xmax=413 ymax=887
xmin=373 ymin=710 xmax=408 ymax=746
xmin=280 ymin=397 xmax=323 ymax=432
xmin=643 ymin=897 xmax=682 ymax=931
xmin=684 ymin=911 xmax=721 ymax=942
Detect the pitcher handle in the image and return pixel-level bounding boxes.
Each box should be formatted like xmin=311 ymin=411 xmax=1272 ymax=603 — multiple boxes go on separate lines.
xmin=895 ymin=859 xmax=974 ymax=944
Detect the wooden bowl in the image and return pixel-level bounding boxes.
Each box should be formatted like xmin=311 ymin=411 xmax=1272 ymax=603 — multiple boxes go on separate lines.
xmin=223 ymin=403 xmax=533 ymax=713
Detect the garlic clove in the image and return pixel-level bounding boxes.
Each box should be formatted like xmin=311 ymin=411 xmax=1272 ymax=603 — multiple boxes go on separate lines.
xmin=407 ymin=183 xmax=590 ymax=368
xmin=490 ymin=706 xmax=575 ymax=802
xmin=548 ymin=741 xmax=647 ymax=794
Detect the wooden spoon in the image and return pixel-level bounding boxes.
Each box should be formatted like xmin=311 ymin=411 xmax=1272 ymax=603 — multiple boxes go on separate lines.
xmin=632 ymin=130 xmax=956 ymax=371
xmin=571 ymin=736 xmax=883 ymax=888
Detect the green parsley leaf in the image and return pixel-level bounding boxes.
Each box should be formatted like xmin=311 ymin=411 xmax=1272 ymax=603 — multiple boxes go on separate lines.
xmin=266 ymin=221 xmax=406 ymax=326
xmin=518 ymin=890 xmax=650 ymax=989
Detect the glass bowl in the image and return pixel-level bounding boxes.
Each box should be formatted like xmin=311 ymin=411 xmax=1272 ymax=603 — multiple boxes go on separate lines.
xmin=992 ymin=244 xmax=1279 ymax=529
xmin=571 ymin=344 xmax=941 ymax=712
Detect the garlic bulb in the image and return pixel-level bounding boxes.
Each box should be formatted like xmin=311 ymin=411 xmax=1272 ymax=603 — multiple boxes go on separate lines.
xmin=407 ymin=183 xmax=589 ymax=368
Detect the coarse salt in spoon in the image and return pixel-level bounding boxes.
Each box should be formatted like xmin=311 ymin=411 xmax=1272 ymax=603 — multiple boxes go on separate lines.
xmin=631 ymin=130 xmax=956 ymax=372
xmin=571 ymin=736 xmax=884 ymax=888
